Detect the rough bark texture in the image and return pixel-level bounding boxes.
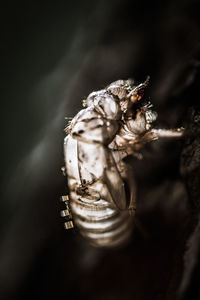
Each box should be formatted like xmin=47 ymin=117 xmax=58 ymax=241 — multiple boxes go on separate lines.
xmin=179 ymin=107 xmax=200 ymax=300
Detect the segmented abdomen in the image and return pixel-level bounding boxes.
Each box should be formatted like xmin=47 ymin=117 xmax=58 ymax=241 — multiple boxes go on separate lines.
xmin=64 ymin=135 xmax=133 ymax=248
xmin=70 ymin=192 xmax=133 ymax=248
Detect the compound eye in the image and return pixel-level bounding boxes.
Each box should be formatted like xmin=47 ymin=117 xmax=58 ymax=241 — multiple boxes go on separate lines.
xmin=130 ymin=92 xmax=143 ymax=103
xmin=136 ymin=89 xmax=145 ymax=101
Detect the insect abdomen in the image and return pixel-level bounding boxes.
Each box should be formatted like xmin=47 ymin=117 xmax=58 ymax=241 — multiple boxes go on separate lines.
xmin=70 ymin=193 xmax=133 ymax=248
xmin=64 ymin=135 xmax=133 ymax=248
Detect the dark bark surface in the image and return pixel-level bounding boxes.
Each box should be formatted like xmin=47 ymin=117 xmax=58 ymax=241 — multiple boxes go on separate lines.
xmin=0 ymin=1 xmax=200 ymax=299
xmin=179 ymin=107 xmax=200 ymax=300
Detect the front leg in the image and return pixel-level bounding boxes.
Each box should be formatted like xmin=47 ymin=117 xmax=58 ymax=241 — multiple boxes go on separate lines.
xmin=151 ymin=128 xmax=184 ymax=139
xmin=128 ymin=127 xmax=184 ymax=150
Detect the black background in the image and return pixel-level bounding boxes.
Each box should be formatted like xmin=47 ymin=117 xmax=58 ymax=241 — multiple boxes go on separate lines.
xmin=0 ymin=1 xmax=200 ymax=299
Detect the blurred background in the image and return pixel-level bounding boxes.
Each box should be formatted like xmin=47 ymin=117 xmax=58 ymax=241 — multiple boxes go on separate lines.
xmin=0 ymin=0 xmax=200 ymax=299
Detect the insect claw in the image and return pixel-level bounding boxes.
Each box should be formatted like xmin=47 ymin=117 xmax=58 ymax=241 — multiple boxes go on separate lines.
xmin=60 ymin=209 xmax=71 ymax=217
xmin=60 ymin=195 xmax=73 ymax=227
xmin=60 ymin=195 xmax=69 ymax=202
xmin=64 ymin=221 xmax=74 ymax=230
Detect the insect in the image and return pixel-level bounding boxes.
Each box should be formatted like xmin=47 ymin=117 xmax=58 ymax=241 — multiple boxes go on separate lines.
xmin=61 ymin=77 xmax=183 ymax=248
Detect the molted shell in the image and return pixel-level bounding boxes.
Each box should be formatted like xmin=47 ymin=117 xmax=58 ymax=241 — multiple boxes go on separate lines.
xmin=62 ymin=78 xmax=181 ymax=248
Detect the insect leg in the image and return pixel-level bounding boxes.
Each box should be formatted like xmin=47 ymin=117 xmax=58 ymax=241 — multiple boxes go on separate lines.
xmin=118 ymin=160 xmax=137 ymax=214
xmin=151 ymin=128 xmax=184 ymax=138
xmin=60 ymin=195 xmax=74 ymax=229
